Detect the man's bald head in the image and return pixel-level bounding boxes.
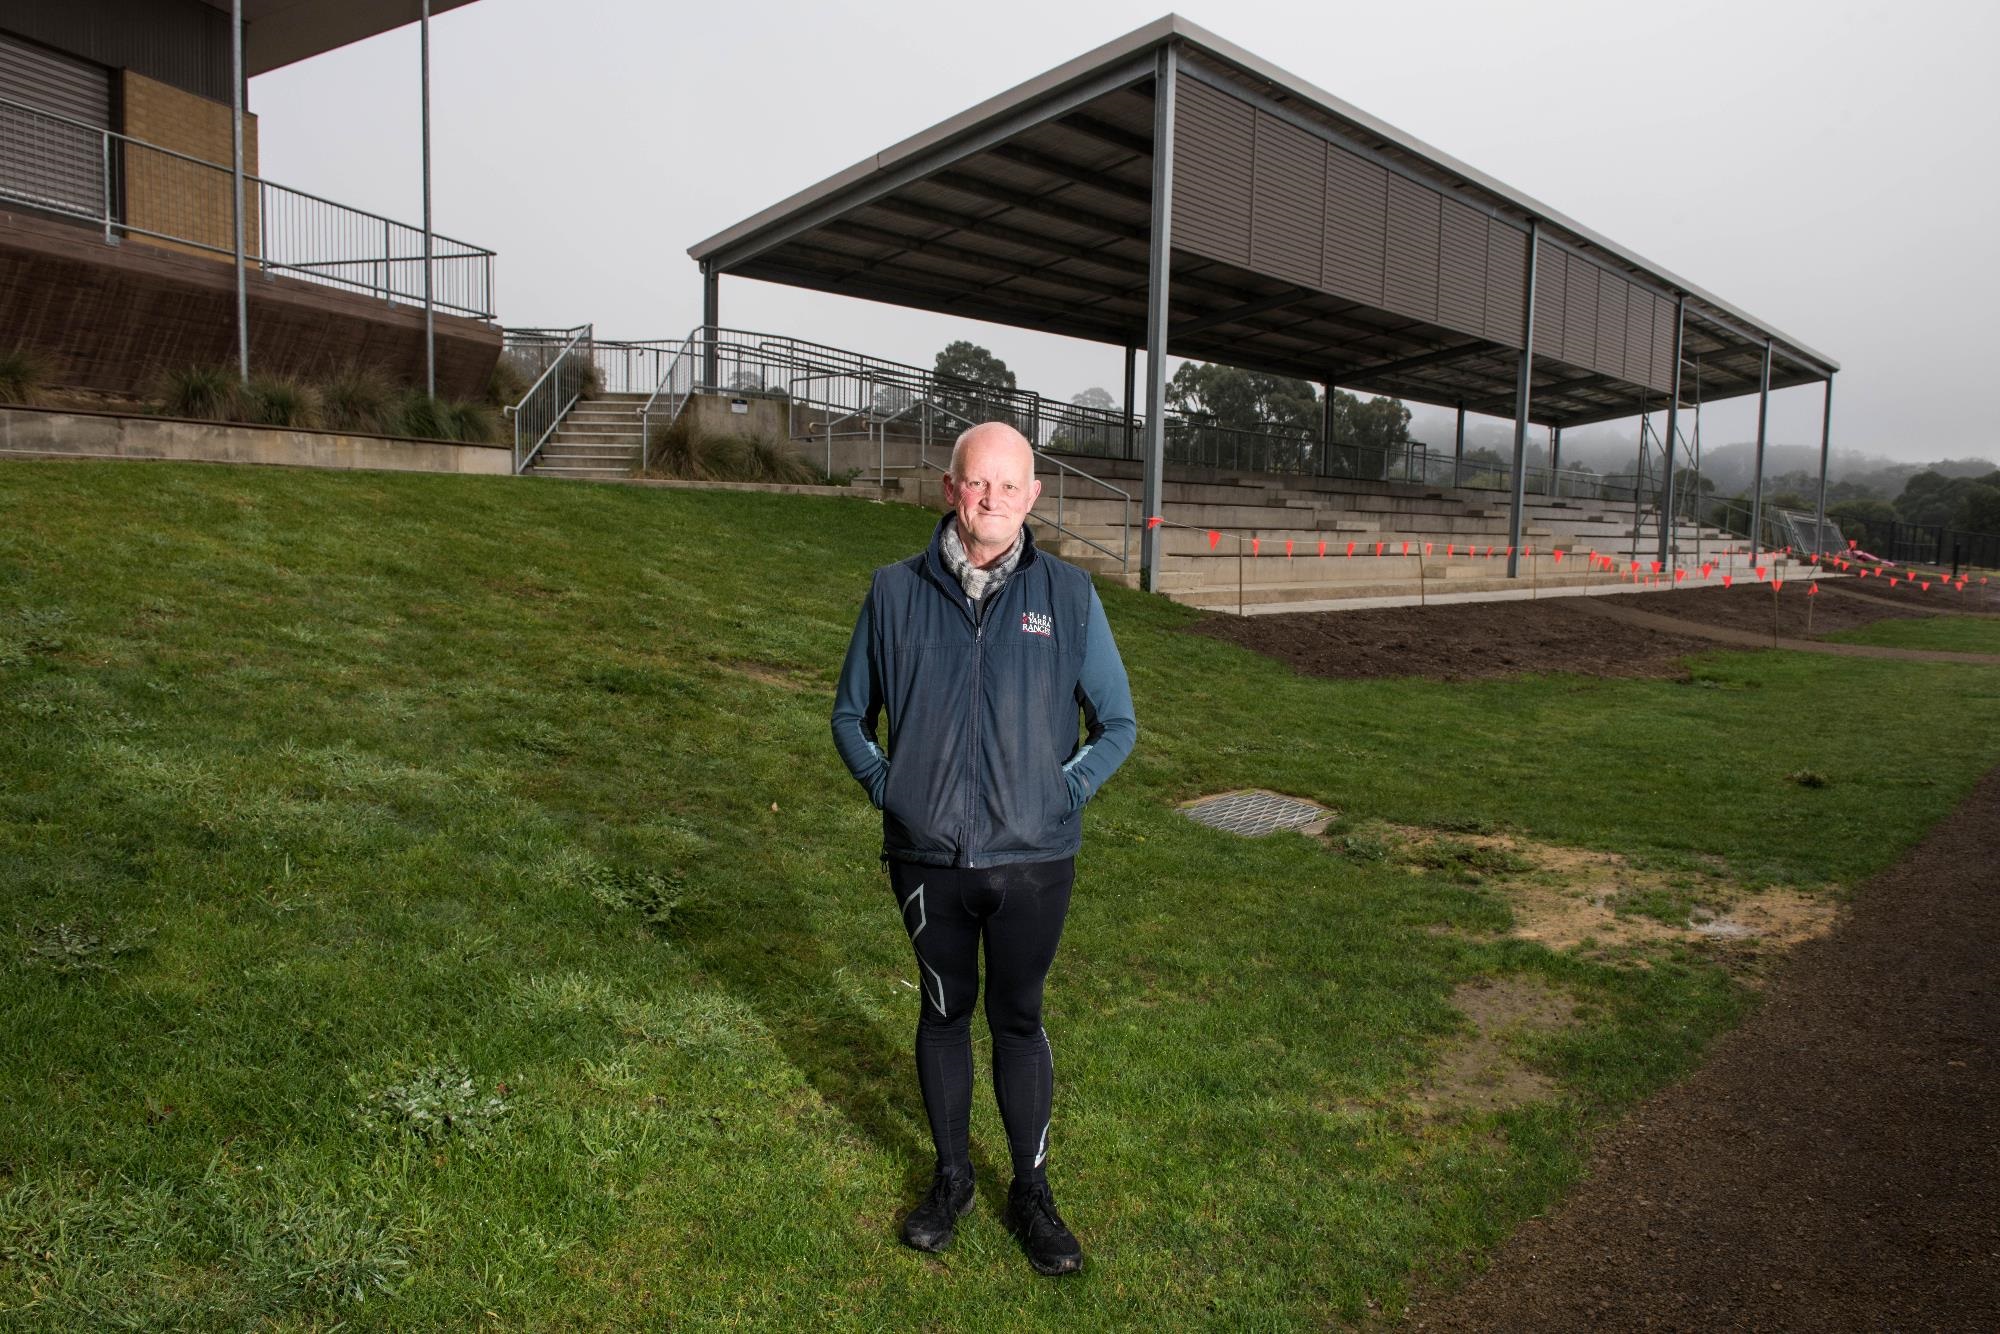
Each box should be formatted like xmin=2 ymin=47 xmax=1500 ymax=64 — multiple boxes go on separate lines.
xmin=948 ymin=421 xmax=1034 ymax=480
xmin=942 ymin=420 xmax=1042 ymax=567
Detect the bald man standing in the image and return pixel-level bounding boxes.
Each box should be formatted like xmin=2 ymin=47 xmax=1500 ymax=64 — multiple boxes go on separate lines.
xmin=832 ymin=422 xmax=1137 ymax=1276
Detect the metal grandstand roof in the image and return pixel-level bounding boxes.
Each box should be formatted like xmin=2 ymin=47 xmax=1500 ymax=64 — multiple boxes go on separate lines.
xmin=690 ymin=13 xmax=1836 ymax=430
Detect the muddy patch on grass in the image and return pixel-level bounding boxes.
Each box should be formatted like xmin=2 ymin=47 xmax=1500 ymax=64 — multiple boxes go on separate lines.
xmin=720 ymin=660 xmax=825 ymax=693
xmin=1338 ymin=823 xmax=1841 ymax=971
xmin=1414 ymin=976 xmax=1578 ymax=1116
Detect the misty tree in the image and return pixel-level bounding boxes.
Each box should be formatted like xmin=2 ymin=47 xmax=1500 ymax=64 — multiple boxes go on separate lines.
xmin=871 ymin=382 xmax=917 ymax=418
xmin=1165 ymin=363 xmax=1318 ymax=434
xmin=1070 ymin=386 xmax=1115 ymax=411
xmin=932 ymin=340 xmax=1018 ymax=429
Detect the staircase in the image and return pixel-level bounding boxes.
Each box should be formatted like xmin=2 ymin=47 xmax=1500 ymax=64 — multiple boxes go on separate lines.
xmin=524 ymin=392 xmax=647 ymax=480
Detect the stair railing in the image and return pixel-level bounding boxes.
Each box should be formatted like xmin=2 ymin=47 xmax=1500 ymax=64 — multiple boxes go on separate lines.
xmin=505 ymin=323 xmax=591 ymax=474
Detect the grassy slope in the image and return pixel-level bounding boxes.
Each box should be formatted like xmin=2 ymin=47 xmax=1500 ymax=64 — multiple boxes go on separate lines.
xmin=1821 ymin=612 xmax=2000 ymax=653
xmin=3 ymin=460 xmax=1998 ymax=1328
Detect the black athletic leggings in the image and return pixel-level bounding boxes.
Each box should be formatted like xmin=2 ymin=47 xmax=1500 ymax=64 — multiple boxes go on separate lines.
xmin=886 ymin=857 xmax=1074 ymax=1184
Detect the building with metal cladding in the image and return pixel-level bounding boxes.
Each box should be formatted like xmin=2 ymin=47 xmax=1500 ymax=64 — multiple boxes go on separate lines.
xmin=0 ymin=0 xmax=496 ymax=398
xmin=691 ymin=13 xmax=1839 ymax=589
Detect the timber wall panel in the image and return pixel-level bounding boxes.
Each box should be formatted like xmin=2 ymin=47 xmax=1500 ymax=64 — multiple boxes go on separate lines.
xmin=1383 ymin=174 xmax=1441 ymax=322
xmin=1560 ymin=253 xmax=1598 ymax=368
xmin=1247 ymin=114 xmax=1324 ymax=289
xmin=1534 ymin=236 xmax=1566 ymax=356
xmin=1624 ymin=286 xmax=1655 ymax=388
xmin=1321 ymin=143 xmax=1387 ymax=305
xmin=1651 ymin=298 xmax=1677 ymax=392
xmin=1594 ymin=271 xmax=1627 ymax=378
xmin=1483 ymin=218 xmax=1527 ymax=346
xmin=1437 ymin=196 xmax=1488 ymax=337
xmin=1170 ymin=77 xmax=1255 ymax=267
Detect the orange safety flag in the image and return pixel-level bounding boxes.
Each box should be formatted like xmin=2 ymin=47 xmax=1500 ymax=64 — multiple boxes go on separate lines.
xmin=1755 ymin=566 xmax=1768 ymax=581
xmin=1774 ymin=579 xmax=1785 ymax=591
xmin=1424 ymin=542 xmax=1434 ymax=556
xmin=1722 ymin=574 xmax=1734 ymax=587
xmin=1675 ymin=569 xmax=1687 ymax=582
xmin=1251 ymin=537 xmax=1261 ymax=556
xmin=1375 ymin=542 xmax=1385 ymax=558
xmin=1317 ymin=539 xmax=1327 ymax=557
xmin=1208 ymin=530 xmax=1221 ymax=550
xmin=1651 ymin=560 xmax=1662 ymax=574
xmin=1146 ymin=515 xmax=1163 ymax=529
xmin=1401 ymin=541 xmax=1410 ymax=556
xmin=1808 ymin=583 xmax=1820 ymax=596
xmin=1921 ymin=581 xmax=1931 ymax=591
xmin=1447 ymin=543 xmax=1456 ymax=557
xmin=1553 ymin=550 xmax=1566 ymax=563
xmin=1346 ymin=541 xmax=1356 ymax=558
xmin=1285 ymin=539 xmax=1294 ymax=559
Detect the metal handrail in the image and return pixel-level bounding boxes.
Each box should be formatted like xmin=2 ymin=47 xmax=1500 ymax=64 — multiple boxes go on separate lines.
xmin=0 ymin=93 xmax=494 ymax=319
xmin=506 ymin=324 xmax=591 ymax=474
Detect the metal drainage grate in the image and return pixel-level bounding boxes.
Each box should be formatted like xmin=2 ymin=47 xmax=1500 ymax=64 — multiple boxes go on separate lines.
xmin=1181 ymin=789 xmax=1333 ymax=837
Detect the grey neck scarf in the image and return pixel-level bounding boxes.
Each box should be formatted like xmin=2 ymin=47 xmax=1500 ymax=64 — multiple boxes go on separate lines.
xmin=941 ymin=517 xmax=1024 ymax=602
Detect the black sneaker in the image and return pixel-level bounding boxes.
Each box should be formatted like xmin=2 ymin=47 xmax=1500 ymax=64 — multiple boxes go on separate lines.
xmin=1004 ymin=1178 xmax=1083 ymax=1276
xmin=899 ymin=1167 xmax=975 ymax=1252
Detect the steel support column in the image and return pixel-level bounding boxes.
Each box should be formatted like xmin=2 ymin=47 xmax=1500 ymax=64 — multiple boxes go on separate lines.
xmin=1140 ymin=45 xmax=1177 ymax=593
xmin=1506 ymin=221 xmax=1540 ymax=577
xmin=1454 ymin=402 xmax=1465 ymax=466
xmin=701 ymin=264 xmax=719 ymax=387
xmin=1814 ymin=374 xmax=1835 ymax=550
xmin=1122 ymin=344 xmax=1136 ymax=461
xmin=1748 ymin=338 xmax=1773 ymax=558
xmin=1551 ymin=426 xmax=1562 ymax=477
xmin=1321 ymin=382 xmax=1336 ymax=477
xmin=420 ymin=0 xmax=435 ymax=397
xmin=230 ymin=0 xmax=247 ymax=383
xmin=1657 ymin=295 xmax=1686 ymax=566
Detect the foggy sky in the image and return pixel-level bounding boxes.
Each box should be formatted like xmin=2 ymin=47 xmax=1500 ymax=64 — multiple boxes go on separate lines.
xmin=250 ymin=0 xmax=1999 ymax=465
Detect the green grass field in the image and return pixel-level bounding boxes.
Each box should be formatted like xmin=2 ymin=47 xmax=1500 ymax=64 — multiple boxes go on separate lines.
xmin=5 ymin=460 xmax=1999 ymax=1328
xmin=1822 ymin=611 xmax=2000 ymax=653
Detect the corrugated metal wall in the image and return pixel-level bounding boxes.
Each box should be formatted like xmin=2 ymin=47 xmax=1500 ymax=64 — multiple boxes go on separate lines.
xmin=1173 ymin=71 xmax=1675 ymax=394
xmin=0 ymin=31 xmax=111 ymax=219
xmin=1 ymin=0 xmax=230 ymax=106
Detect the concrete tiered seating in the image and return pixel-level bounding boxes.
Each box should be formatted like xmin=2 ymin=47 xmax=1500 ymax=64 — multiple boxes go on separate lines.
xmin=1012 ymin=455 xmax=1810 ymax=612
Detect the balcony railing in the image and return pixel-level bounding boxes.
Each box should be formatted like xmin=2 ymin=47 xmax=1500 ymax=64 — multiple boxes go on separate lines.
xmin=0 ymin=93 xmax=494 ymax=320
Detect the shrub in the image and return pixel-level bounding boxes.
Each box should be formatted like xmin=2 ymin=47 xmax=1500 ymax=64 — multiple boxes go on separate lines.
xmin=486 ymin=354 xmax=532 ymax=408
xmin=320 ymin=365 xmax=396 ymax=435
xmin=650 ymin=418 xmax=815 ymax=483
xmin=240 ymin=374 xmax=323 ymax=430
xmin=393 ymin=391 xmax=448 ymax=441
xmin=743 ymin=432 xmax=817 ymax=484
xmin=438 ymin=398 xmax=501 ymax=444
xmin=0 ymin=346 xmax=49 ymax=406
xmin=154 ymin=365 xmax=243 ymax=421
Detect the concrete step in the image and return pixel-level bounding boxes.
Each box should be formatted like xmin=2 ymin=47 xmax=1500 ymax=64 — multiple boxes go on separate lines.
xmin=1176 ymin=569 xmax=1630 ymax=609
xmin=529 ymin=467 xmax=635 ymax=481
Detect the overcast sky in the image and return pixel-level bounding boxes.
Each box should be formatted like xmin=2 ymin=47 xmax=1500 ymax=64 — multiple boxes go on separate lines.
xmin=251 ymin=0 xmax=1999 ymax=465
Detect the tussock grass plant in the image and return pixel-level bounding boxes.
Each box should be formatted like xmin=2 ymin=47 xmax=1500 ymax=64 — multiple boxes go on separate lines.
xmin=241 ymin=374 xmax=323 ymax=429
xmin=649 ymin=417 xmax=817 ymax=483
xmin=486 ymin=354 xmax=533 ymax=409
xmin=0 ymin=345 xmax=49 ymax=406
xmin=153 ymin=364 xmax=242 ymax=420
xmin=320 ymin=364 xmax=397 ymax=434
xmin=3 ymin=460 xmax=1998 ymax=1325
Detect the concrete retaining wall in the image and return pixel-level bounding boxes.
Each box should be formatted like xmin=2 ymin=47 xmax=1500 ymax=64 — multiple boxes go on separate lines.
xmin=0 ymin=405 xmax=512 ymax=476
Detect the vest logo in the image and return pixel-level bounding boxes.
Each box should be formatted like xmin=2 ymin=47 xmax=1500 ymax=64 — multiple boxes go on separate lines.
xmin=1020 ymin=610 xmax=1054 ymax=638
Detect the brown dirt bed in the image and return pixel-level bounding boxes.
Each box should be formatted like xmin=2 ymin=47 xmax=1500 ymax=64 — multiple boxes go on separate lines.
xmin=1189 ymin=583 xmax=1996 ymax=682
xmin=1400 ymin=763 xmax=2000 ymax=1332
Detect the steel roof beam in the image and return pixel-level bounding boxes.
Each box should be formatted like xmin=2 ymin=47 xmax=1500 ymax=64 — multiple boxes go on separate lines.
xmin=820 ymin=219 xmax=1145 ymax=303
xmin=703 ymin=53 xmax=1156 ymax=274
